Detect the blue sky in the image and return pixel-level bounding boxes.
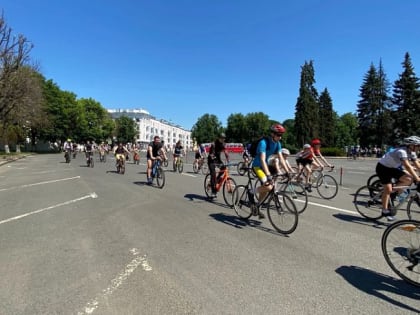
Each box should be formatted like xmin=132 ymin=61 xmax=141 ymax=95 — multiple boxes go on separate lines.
xmin=2 ymin=0 xmax=420 ymax=130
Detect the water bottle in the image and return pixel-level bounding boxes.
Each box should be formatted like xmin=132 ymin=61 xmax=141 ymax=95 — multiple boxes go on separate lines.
xmin=398 ymin=190 xmax=408 ymax=203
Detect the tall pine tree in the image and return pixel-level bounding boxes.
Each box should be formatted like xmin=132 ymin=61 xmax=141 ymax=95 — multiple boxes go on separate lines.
xmin=294 ymin=60 xmax=319 ymax=146
xmin=392 ymin=52 xmax=420 ymax=140
xmin=318 ymin=88 xmax=335 ymax=147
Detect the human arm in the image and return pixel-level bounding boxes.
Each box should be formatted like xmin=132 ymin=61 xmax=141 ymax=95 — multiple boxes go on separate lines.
xmin=402 ymin=159 xmax=420 ymax=183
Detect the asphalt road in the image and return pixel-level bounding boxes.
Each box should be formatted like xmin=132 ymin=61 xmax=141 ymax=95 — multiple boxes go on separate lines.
xmin=0 ymin=153 xmax=418 ymax=315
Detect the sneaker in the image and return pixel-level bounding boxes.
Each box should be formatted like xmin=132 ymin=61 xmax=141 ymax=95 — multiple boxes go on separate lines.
xmin=381 ymin=209 xmax=392 ymax=216
xmin=306 ymin=185 xmax=312 ymax=192
xmin=146 ymin=178 xmax=152 ymax=185
xmin=386 ymin=215 xmax=396 ymax=222
xmin=258 ymin=211 xmax=265 ymax=219
xmin=211 ymin=192 xmax=217 ymax=198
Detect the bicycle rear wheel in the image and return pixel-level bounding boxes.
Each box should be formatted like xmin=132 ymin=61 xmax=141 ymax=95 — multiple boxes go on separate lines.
xmin=353 ymin=185 xmax=383 ymax=220
xmin=237 ymin=161 xmax=246 ymax=176
xmin=407 ymin=195 xmax=420 ymax=221
xmin=316 ymin=174 xmax=338 ymax=199
xmin=367 ymin=174 xmax=379 ymax=187
xmin=280 ymin=182 xmax=308 ymax=214
xmin=222 ymin=177 xmax=237 ymax=207
xmin=381 ymin=219 xmax=420 ymax=287
xmin=232 ymin=185 xmax=253 ymax=219
xmin=266 ymin=192 xmax=298 ymax=234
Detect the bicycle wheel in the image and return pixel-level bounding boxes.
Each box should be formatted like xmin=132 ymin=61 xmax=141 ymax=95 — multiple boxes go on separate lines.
xmin=204 ymin=173 xmax=212 ymax=198
xmin=193 ymin=161 xmax=199 ymax=173
xmin=266 ymin=192 xmax=299 ymax=235
xmin=367 ymin=174 xmax=379 ymax=187
xmin=237 ymin=161 xmax=246 ymax=176
xmin=90 ymin=157 xmax=94 ymax=168
xmin=353 ymin=185 xmax=383 ymax=220
xmin=381 ymin=219 xmax=420 ymax=287
xmin=316 ymin=174 xmax=338 ymax=199
xmin=310 ymin=169 xmax=322 ymax=188
xmin=280 ymin=182 xmax=308 ymax=214
xmin=407 ymin=195 xmax=420 ymax=221
xmin=121 ymin=163 xmax=125 ymax=174
xmin=156 ymin=167 xmax=165 ymax=188
xmin=222 ymin=177 xmax=237 ymax=207
xmin=232 ymin=185 xmax=253 ymax=219
xmin=178 ymin=160 xmax=183 ymax=173
xmin=163 ymin=159 xmax=168 ymax=167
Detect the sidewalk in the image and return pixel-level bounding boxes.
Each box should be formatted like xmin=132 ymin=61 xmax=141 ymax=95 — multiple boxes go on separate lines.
xmin=0 ymin=154 xmax=32 ymax=167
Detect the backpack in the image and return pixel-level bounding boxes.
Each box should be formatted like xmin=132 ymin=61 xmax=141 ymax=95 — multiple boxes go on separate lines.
xmin=249 ymin=136 xmax=270 ymax=158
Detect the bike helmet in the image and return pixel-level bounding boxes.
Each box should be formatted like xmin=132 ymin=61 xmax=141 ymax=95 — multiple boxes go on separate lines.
xmin=270 ymin=124 xmax=286 ymax=134
xmin=303 ymin=144 xmax=311 ymax=149
xmin=281 ymin=148 xmax=290 ymax=155
xmin=311 ymin=138 xmax=321 ymax=145
xmin=403 ymin=135 xmax=420 ymax=146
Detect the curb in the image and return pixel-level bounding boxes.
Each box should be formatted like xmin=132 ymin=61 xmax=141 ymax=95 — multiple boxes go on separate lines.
xmin=0 ymin=154 xmax=32 ymax=167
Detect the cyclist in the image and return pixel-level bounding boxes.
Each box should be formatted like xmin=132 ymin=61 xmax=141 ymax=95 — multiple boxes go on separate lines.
xmin=406 ymin=135 xmax=420 ymax=172
xmin=376 ymin=136 xmax=420 ymax=221
xmin=280 ymin=148 xmax=294 ymax=174
xmin=208 ymin=133 xmax=230 ymax=198
xmin=113 ymin=142 xmax=130 ymax=168
xmin=63 ymin=138 xmax=72 ymax=161
xmin=296 ymin=143 xmax=320 ymax=192
xmin=242 ymin=143 xmax=252 ymax=166
xmin=252 ymin=124 xmax=288 ymax=218
xmin=173 ymin=140 xmax=184 ymax=171
xmin=194 ymin=143 xmax=206 ymax=166
xmin=147 ymin=136 xmax=167 ymax=185
xmin=85 ymin=141 xmax=94 ymax=165
xmin=311 ymin=138 xmax=333 ymax=169
xmin=98 ymin=142 xmax=107 ymax=161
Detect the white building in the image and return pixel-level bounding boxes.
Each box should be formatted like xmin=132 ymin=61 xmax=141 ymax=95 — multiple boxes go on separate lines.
xmin=107 ymin=108 xmax=192 ymax=151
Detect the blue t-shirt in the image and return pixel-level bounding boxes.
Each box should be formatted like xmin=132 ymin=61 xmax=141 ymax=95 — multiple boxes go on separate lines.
xmin=252 ymin=137 xmax=281 ymax=167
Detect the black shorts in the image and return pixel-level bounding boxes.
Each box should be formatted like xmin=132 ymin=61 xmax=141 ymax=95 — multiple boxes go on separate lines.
xmin=296 ymin=158 xmax=312 ymax=166
xmin=195 ymin=152 xmax=201 ymax=159
xmin=375 ymin=162 xmax=405 ymax=185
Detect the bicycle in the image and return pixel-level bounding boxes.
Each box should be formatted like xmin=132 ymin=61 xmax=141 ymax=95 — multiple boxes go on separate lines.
xmin=133 ymin=150 xmax=140 ymax=165
xmin=86 ymin=151 xmax=94 ymax=168
xmin=116 ymin=155 xmax=125 ymax=174
xmin=193 ymin=157 xmax=208 ymax=175
xmin=150 ymin=158 xmax=165 ymax=188
xmin=173 ymin=155 xmax=184 ymax=173
xmin=381 ymin=219 xmax=420 ymax=287
xmin=293 ymin=165 xmax=338 ymax=199
xmin=99 ymin=150 xmax=107 ymax=163
xmin=278 ymin=172 xmax=308 ymax=214
xmin=237 ymin=157 xmax=253 ymax=176
xmin=353 ymin=182 xmax=420 ymax=221
xmin=231 ymin=168 xmax=299 ymax=235
xmin=204 ymin=163 xmax=237 ymax=207
xmin=64 ymin=149 xmax=71 ymax=163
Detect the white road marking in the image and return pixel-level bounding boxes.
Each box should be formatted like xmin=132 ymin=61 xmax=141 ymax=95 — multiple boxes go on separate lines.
xmin=0 ymin=193 xmax=98 ymax=225
xmin=78 ymin=248 xmax=152 ymax=315
xmin=0 ymin=176 xmax=81 ymax=192
xmin=307 ymin=200 xmax=358 ymax=215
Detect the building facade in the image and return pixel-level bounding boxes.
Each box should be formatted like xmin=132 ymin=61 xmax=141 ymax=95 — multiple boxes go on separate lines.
xmin=107 ymin=109 xmax=192 ymax=151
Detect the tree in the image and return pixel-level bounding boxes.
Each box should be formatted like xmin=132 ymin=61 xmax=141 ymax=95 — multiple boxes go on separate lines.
xmin=391 ymin=52 xmax=420 ymax=139
xmin=294 ymin=60 xmax=319 ymax=146
xmin=318 ymin=88 xmax=335 ymax=147
xmin=244 ymin=112 xmax=271 ymax=142
xmin=335 ymin=112 xmax=358 ymax=149
xmin=114 ymin=115 xmax=136 ymax=143
xmin=191 ymin=114 xmax=223 ymax=143
xmin=356 ymin=61 xmax=392 ymax=147
xmin=225 ymin=113 xmax=247 ymax=143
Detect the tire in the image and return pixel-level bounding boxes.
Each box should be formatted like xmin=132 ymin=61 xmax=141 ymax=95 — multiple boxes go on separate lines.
xmin=163 ymin=159 xmax=168 ymax=167
xmin=232 ymin=185 xmax=253 ymax=219
xmin=353 ymin=185 xmax=383 ymax=220
xmin=222 ymin=177 xmax=237 ymax=207
xmin=156 ymin=167 xmax=165 ymax=188
xmin=121 ymin=164 xmax=125 ymax=174
xmin=407 ymin=195 xmax=420 ymax=221
xmin=266 ymin=192 xmax=299 ymax=235
xmin=193 ymin=161 xmax=199 ymax=173
xmin=280 ymin=181 xmax=308 ymax=214
xmin=178 ymin=160 xmax=183 ymax=173
xmin=204 ymin=173 xmax=212 ymax=198
xmin=237 ymin=162 xmax=246 ymax=176
xmin=316 ymin=174 xmax=338 ymax=199
xmin=90 ymin=157 xmax=94 ymax=168
xmin=381 ymin=219 xmax=420 ymax=287
xmin=367 ymin=174 xmax=379 ymax=187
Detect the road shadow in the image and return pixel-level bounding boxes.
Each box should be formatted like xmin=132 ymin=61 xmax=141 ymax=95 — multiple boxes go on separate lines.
xmin=336 ymin=265 xmax=420 ymax=313
xmin=209 ymin=212 xmax=289 ymax=237
xmin=184 ymin=193 xmax=210 ymax=202
xmin=333 ymin=213 xmax=388 ymax=229
xmin=134 ymin=181 xmax=163 ymax=189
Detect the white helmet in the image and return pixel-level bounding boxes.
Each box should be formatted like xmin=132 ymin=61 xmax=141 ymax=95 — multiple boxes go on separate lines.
xmin=281 ymin=148 xmax=290 ymax=155
xmin=303 ymin=144 xmax=311 ymax=149
xmin=404 ymin=136 xmax=420 ymax=145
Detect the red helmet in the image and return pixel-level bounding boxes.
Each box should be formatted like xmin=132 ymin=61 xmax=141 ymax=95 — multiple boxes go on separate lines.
xmin=270 ymin=124 xmax=286 ymax=134
xmin=311 ymin=138 xmax=321 ymax=145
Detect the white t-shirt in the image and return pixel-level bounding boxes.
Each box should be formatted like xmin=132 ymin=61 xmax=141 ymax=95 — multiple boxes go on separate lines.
xmin=379 ymin=147 xmax=408 ymax=168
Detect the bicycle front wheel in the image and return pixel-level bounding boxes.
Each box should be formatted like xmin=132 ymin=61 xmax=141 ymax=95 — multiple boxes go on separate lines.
xmin=353 ymin=185 xmax=383 ymax=220
xmin=381 ymin=219 xmax=420 ymax=287
xmin=178 ymin=160 xmax=183 ymax=173
xmin=232 ymin=185 xmax=253 ymax=219
xmin=316 ymin=174 xmax=338 ymax=199
xmin=156 ymin=167 xmax=165 ymax=188
xmin=204 ymin=173 xmax=212 ymax=198
xmin=280 ymin=182 xmax=308 ymax=214
xmin=222 ymin=177 xmax=237 ymax=207
xmin=90 ymin=157 xmax=94 ymax=168
xmin=266 ymin=192 xmax=299 ymax=235
xmin=407 ymin=195 xmax=420 ymax=221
